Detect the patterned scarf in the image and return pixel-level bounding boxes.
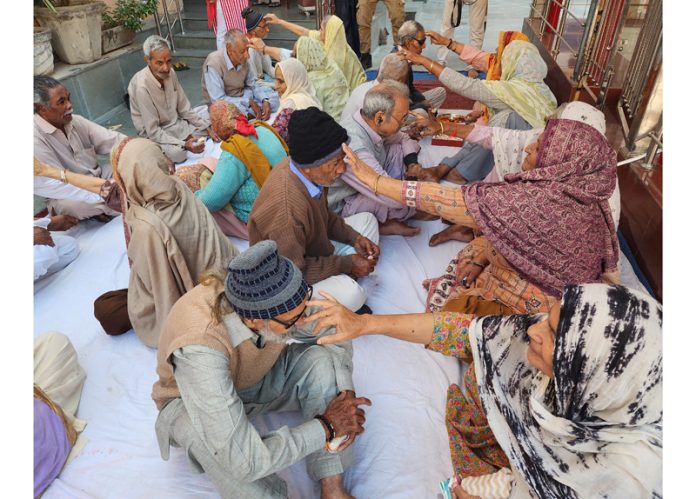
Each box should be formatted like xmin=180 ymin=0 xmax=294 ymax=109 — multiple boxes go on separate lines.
xmin=480 ymin=40 xmax=557 ymax=128
xmin=468 ymin=284 xmax=662 ymax=498
xmin=465 ymin=118 xmax=619 ymax=297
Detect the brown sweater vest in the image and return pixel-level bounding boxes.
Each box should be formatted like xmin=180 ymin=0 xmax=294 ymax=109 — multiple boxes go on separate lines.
xmin=151 ymin=281 xmax=286 ymax=410
xmin=201 ymin=49 xmax=250 ymax=104
xmin=247 ymin=159 xmax=359 ymax=284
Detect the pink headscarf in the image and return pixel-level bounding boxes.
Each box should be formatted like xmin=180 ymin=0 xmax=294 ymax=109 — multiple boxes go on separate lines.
xmin=464 ymin=119 xmax=619 ymax=297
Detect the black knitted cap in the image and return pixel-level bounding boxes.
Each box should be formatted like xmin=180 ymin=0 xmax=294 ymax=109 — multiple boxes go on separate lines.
xmin=288 ymin=107 xmax=349 ymax=168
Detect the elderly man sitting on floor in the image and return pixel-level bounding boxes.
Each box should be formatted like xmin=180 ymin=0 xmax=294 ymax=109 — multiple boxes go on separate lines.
xmin=339 ymin=53 xmax=410 ymax=122
xmin=248 ymin=107 xmax=380 ymax=313
xmin=395 ymin=20 xmax=447 ymax=111
xmin=152 ymin=240 xmax=371 ymax=499
xmin=332 ymin=81 xmax=422 ymax=236
xmin=201 ymin=29 xmax=279 ymax=121
xmin=128 ymin=35 xmax=213 ymax=163
xmin=34 ymin=76 xmax=126 ymax=219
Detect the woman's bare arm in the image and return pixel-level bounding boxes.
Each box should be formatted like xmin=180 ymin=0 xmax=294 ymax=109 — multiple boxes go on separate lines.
xmin=341 ymin=144 xmax=479 ymax=227
xmin=34 ymin=157 xmax=106 ymax=194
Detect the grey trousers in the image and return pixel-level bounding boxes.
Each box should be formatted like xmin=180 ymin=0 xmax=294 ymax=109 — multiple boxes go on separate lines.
xmin=156 ymin=344 xmax=350 ymax=498
xmin=443 ymin=111 xmax=533 ymax=182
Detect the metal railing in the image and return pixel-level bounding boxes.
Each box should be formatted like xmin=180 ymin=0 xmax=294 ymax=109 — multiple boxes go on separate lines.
xmin=153 ymin=0 xmax=185 ymax=52
xmin=617 ymin=0 xmax=662 ymax=167
xmin=528 ymin=0 xmax=662 ymax=169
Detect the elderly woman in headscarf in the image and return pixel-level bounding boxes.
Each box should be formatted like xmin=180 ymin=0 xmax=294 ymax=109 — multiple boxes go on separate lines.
xmin=295 ymin=36 xmax=350 ymax=122
xmin=98 ymin=138 xmax=239 ymax=346
xmin=400 ymin=38 xmax=557 ymax=184
xmin=257 ymin=13 xmax=366 ymax=91
xmin=303 ymin=283 xmax=663 ymax=499
xmin=175 ymin=101 xmax=288 ymax=238
xmin=423 ymin=101 xmax=622 ymax=247
xmin=270 ymin=58 xmax=323 ymax=143
xmin=343 ymin=111 xmax=620 ymax=316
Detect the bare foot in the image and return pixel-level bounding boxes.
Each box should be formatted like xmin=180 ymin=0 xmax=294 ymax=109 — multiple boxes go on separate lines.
xmin=320 ymin=475 xmax=355 ymax=499
xmin=444 ymin=169 xmax=469 ymax=185
xmin=429 ymin=225 xmax=474 ymax=246
xmin=379 ymin=219 xmax=421 ymax=237
xmin=411 ymin=210 xmax=439 ymax=221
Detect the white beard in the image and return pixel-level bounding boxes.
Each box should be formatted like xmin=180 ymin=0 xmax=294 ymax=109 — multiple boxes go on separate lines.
xmin=257 ymin=322 xmax=289 ymax=345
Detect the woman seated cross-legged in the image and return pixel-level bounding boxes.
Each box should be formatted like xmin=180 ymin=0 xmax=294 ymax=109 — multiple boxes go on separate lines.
xmin=342 ymin=112 xmax=620 ymax=316
xmin=302 ymin=283 xmax=663 ymax=498
xmin=175 ymin=100 xmax=289 ymax=239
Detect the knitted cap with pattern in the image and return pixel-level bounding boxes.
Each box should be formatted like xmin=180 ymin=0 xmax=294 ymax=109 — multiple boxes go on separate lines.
xmin=241 ymin=7 xmax=263 ymax=32
xmin=224 ymin=240 xmax=309 ymax=319
xmin=288 ymin=107 xmax=349 ymax=168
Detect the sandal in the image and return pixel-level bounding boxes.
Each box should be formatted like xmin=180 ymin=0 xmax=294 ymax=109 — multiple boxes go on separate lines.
xmin=172 ymin=62 xmax=189 ymax=71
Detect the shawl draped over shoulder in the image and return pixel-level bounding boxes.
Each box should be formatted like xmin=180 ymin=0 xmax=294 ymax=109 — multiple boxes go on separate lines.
xmin=465 ymin=118 xmax=619 ymax=297
xmin=468 ymin=283 xmax=662 ymax=498
xmin=113 ymin=138 xmax=239 ymax=347
xmin=296 ymin=36 xmax=350 ymax=122
xmin=480 ymin=40 xmax=557 ymax=128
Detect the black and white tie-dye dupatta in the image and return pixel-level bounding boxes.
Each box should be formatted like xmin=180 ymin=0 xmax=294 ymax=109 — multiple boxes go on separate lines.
xmin=468 ymin=284 xmax=662 ymax=498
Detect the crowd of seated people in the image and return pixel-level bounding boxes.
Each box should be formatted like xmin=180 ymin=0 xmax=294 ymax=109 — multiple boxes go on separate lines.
xmin=33 ymin=12 xmax=662 ymax=499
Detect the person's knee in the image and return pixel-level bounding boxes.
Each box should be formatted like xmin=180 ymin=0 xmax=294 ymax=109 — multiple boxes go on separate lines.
xmin=353 ymin=212 xmax=379 ymax=245
xmin=162 ymin=145 xmax=187 ymax=164
xmin=298 ymin=346 xmax=338 ymax=395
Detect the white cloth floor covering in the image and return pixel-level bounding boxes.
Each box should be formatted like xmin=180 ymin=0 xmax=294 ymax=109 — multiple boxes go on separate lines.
xmin=35 ymin=214 xmax=647 ymax=499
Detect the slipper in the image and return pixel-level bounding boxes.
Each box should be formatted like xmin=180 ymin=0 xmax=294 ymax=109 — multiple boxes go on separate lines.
xmin=173 ymin=62 xmax=189 ymax=71
xmin=268 ymin=1 xmax=281 ymax=6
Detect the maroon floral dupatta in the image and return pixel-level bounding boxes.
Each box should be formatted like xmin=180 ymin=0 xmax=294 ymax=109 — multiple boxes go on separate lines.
xmin=464 ymin=119 xmax=619 ymax=297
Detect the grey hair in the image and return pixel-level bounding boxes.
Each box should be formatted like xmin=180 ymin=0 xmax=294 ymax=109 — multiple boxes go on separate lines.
xmin=377 ymin=54 xmax=409 ymax=83
xmin=397 ymin=20 xmax=424 ymax=45
xmin=143 ymin=35 xmax=171 ymax=56
xmin=34 ymin=75 xmax=63 ymax=108
xmin=362 ymin=80 xmax=409 ymax=119
xmin=224 ymin=28 xmax=247 ymax=47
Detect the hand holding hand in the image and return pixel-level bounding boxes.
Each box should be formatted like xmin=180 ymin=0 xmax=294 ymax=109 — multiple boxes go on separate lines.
xmin=350 ymin=254 xmax=376 ymax=278
xmin=425 ymin=30 xmax=449 ymax=46
xmin=47 ymin=214 xmax=79 ymax=232
xmin=418 ymin=167 xmax=443 ymax=183
xmin=259 ymin=100 xmax=271 ymax=121
xmin=413 ymin=114 xmax=441 ymax=137
xmin=321 ymin=390 xmax=372 ymax=448
xmin=464 ymin=110 xmax=483 ymax=123
xmin=184 ymin=137 xmax=205 ymax=154
xmin=353 ymin=235 xmax=380 ymax=261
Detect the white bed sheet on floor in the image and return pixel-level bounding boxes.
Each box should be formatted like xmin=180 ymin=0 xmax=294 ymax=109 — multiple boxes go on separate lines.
xmin=35 ymin=216 xmax=647 ymax=499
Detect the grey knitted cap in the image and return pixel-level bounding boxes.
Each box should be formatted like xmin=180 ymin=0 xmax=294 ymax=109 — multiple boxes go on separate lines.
xmin=224 ymin=240 xmax=309 ymax=319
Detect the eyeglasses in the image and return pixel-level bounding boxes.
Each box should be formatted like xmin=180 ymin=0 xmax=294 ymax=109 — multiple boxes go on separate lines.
xmin=269 ymin=285 xmax=313 ymax=329
xmin=415 ymin=37 xmax=426 ymax=46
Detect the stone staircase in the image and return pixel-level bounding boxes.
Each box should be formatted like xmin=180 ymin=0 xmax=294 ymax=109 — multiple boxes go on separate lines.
xmin=170 ymin=0 xmax=318 ymax=66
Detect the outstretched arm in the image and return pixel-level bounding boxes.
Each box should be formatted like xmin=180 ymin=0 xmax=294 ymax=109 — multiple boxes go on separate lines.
xmin=265 ymin=13 xmax=309 ymax=37
xmin=341 ymin=144 xmax=479 ymax=228
xmin=34 ymin=158 xmax=106 ymax=194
